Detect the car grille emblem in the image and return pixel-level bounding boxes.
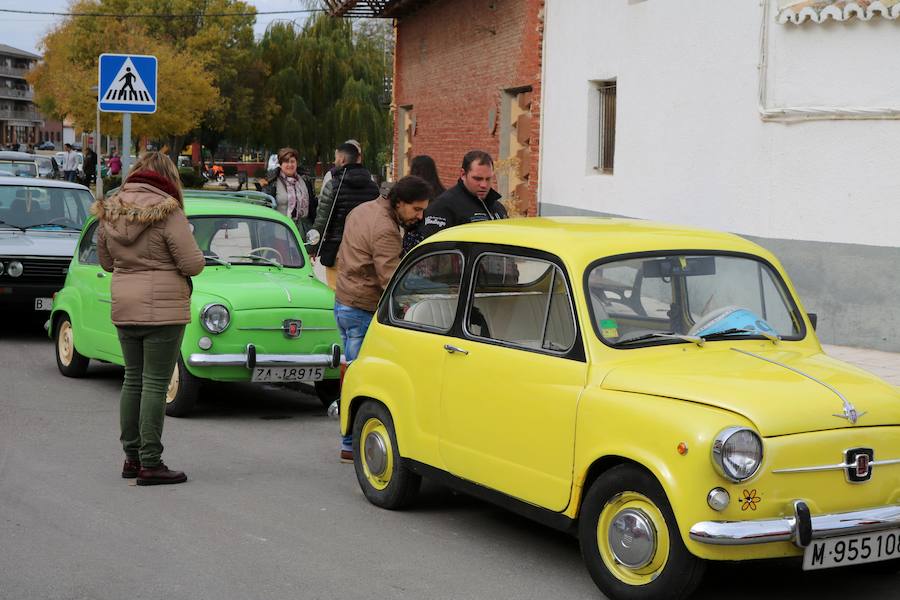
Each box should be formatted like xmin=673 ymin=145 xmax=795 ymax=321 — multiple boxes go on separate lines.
xmin=845 ymin=448 xmax=874 ymax=483
xmin=282 ymin=319 xmax=302 ymax=338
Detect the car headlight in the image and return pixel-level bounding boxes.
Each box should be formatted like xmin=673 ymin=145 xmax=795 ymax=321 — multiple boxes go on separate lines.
xmin=0 ymin=261 xmax=4 ymax=276
xmin=201 ymin=303 xmax=230 ymax=334
xmin=712 ymin=427 xmax=763 ymax=482
xmin=7 ymin=261 xmax=23 ymax=278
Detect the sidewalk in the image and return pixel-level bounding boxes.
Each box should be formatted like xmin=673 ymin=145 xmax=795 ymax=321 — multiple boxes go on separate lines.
xmin=823 ymin=344 xmax=900 ymax=386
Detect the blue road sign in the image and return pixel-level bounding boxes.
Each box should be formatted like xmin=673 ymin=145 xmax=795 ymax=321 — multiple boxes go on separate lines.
xmin=98 ymin=54 xmax=157 ymax=113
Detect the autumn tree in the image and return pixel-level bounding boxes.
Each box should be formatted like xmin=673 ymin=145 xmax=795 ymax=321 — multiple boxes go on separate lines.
xmin=28 ymin=0 xmax=271 ymax=160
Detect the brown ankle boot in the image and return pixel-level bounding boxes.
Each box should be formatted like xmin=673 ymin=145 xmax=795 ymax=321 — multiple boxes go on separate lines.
xmin=122 ymin=458 xmax=141 ymax=479
xmin=136 ymin=463 xmax=187 ymax=486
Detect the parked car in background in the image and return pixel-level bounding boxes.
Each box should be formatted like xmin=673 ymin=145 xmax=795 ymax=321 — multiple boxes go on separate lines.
xmin=49 ymin=189 xmax=343 ymax=417
xmin=340 ymin=216 xmax=900 ymax=600
xmin=36 ymin=140 xmax=56 ymax=151
xmin=33 ymin=154 xmax=61 ymax=180
xmin=0 ymin=151 xmax=40 ymax=178
xmin=0 ymin=176 xmax=94 ymax=312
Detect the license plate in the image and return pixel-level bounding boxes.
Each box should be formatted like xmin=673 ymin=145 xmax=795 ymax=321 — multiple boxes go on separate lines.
xmin=251 ymin=366 xmax=324 ymax=383
xmin=803 ymin=529 xmax=900 ymax=570
xmin=34 ymin=297 xmax=52 ymax=311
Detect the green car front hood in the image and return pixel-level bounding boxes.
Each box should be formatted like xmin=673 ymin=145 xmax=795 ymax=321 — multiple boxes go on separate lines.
xmin=194 ymin=266 xmax=334 ymax=310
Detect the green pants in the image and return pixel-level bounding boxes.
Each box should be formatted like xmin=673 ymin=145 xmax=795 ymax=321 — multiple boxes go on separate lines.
xmin=116 ymin=324 xmax=185 ymax=467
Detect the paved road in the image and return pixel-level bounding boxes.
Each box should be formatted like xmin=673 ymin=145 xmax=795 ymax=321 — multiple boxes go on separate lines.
xmin=2 ymin=317 xmax=898 ymax=600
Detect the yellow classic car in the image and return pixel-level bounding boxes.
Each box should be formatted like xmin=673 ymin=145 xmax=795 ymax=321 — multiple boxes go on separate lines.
xmin=339 ymin=217 xmax=900 ymax=600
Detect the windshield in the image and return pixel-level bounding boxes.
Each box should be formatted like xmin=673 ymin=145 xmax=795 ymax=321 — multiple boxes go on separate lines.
xmin=0 ymin=160 xmax=38 ymax=178
xmin=0 ymin=184 xmax=93 ymax=229
xmin=189 ymin=216 xmax=304 ymax=268
xmin=587 ymin=253 xmax=804 ymax=346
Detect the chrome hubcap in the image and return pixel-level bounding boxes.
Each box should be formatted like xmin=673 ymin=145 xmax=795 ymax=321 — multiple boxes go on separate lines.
xmin=364 ymin=431 xmax=387 ymax=476
xmin=608 ymin=508 xmax=657 ymax=568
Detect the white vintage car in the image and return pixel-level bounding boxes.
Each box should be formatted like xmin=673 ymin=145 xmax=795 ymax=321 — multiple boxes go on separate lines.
xmin=0 ymin=176 xmax=93 ymax=312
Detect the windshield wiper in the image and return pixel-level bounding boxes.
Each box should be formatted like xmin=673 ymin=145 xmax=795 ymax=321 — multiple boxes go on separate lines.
xmin=24 ymin=223 xmax=81 ymax=231
xmin=0 ymin=219 xmax=25 ymax=231
xmin=612 ymin=331 xmax=705 ymax=347
xmin=228 ymin=254 xmax=283 ymax=269
xmin=204 ymin=255 xmax=231 ymax=268
xmin=701 ymin=327 xmax=781 ymax=344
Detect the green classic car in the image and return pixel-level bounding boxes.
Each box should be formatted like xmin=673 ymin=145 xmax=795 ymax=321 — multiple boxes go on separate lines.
xmin=48 ymin=190 xmax=342 ymax=416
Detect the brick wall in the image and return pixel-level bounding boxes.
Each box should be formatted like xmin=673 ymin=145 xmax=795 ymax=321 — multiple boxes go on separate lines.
xmin=392 ymin=0 xmax=544 ymax=216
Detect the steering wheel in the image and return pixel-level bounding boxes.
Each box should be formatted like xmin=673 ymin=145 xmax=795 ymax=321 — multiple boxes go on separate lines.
xmin=248 ymin=246 xmax=284 ymax=263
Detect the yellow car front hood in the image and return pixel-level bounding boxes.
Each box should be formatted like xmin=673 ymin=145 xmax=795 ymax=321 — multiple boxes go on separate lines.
xmin=601 ymin=346 xmax=900 ymax=437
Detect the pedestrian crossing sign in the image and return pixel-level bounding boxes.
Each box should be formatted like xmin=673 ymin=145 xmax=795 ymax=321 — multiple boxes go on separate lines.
xmin=98 ymin=54 xmax=157 ymax=114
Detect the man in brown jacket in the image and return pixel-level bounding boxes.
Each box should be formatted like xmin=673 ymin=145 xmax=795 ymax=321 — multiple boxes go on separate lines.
xmin=333 ymin=175 xmax=430 ymax=460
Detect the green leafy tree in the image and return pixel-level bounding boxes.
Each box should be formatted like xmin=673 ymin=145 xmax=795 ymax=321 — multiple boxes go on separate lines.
xmin=259 ymin=14 xmax=391 ymax=174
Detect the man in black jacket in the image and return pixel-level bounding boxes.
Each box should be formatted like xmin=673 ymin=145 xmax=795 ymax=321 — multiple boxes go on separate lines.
xmin=311 ymin=142 xmax=380 ymax=284
xmin=418 ymin=150 xmax=507 ymax=239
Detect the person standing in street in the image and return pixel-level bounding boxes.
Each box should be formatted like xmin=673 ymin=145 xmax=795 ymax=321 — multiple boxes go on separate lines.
xmin=62 ymin=143 xmax=78 ymax=182
xmin=108 ymin=152 xmax=122 ymax=176
xmin=83 ymin=147 xmax=97 ymax=185
xmin=333 ymin=175 xmax=431 ymax=461
xmin=311 ymin=142 xmax=379 ymax=289
xmin=94 ymin=151 xmax=205 ymax=486
xmin=418 ymin=150 xmax=507 ymax=239
xmin=258 ymin=147 xmax=317 ymax=239
xmin=402 ymin=154 xmax=446 ymax=255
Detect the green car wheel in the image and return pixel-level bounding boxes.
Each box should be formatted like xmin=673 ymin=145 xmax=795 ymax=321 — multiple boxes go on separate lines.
xmin=166 ymin=357 xmax=200 ymax=417
xmin=54 ymin=315 xmax=89 ymax=378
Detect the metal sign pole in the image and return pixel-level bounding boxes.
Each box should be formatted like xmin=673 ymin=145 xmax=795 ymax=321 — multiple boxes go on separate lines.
xmin=122 ymin=113 xmax=131 ymax=175
xmin=95 ymin=103 xmax=103 ymax=199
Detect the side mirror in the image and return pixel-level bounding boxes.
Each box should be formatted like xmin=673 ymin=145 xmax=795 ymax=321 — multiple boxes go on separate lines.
xmin=305 ymin=229 xmax=321 ymax=246
xmin=807 ymin=312 xmax=818 ymax=331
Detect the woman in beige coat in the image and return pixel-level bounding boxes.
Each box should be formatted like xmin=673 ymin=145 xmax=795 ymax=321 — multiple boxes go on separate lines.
xmin=94 ymin=152 xmax=204 ymax=486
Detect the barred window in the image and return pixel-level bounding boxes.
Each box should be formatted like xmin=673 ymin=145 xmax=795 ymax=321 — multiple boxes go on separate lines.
xmin=596 ymin=81 xmax=616 ymax=173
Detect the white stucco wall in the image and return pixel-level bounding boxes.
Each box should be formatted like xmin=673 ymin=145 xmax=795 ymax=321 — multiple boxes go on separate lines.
xmin=539 ymin=0 xmax=900 ymax=249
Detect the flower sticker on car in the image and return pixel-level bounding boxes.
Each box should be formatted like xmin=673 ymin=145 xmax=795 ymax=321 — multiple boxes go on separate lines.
xmin=741 ymin=489 xmax=761 ymax=511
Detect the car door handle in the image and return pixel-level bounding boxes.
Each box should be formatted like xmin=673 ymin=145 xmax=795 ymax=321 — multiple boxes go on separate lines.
xmin=96 ymin=272 xmax=106 ymax=278
xmin=443 ymin=344 xmax=469 ymax=355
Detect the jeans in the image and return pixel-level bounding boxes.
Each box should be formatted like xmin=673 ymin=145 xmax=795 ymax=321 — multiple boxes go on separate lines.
xmin=334 ymin=301 xmax=374 ymax=451
xmin=64 ymin=170 xmax=76 ymax=182
xmin=117 ymin=324 xmax=185 ymax=467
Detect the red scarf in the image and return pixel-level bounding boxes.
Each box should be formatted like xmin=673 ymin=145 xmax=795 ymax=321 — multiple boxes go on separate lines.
xmin=127 ymin=170 xmax=181 ymax=199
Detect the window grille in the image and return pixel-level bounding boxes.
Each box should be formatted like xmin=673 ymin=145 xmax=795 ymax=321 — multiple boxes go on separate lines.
xmin=597 ymin=81 xmax=616 ymax=173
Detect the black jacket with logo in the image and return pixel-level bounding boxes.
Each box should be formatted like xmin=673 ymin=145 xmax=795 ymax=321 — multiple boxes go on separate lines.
xmin=418 ymin=180 xmax=507 ymax=240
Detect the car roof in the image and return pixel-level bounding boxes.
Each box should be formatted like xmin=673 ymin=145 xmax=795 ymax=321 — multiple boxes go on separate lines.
xmin=0 ymin=175 xmax=91 ymax=190
xmin=182 ymin=194 xmax=286 ymax=221
xmin=0 ymin=151 xmax=37 ymax=160
xmin=420 ymin=217 xmax=776 ymax=267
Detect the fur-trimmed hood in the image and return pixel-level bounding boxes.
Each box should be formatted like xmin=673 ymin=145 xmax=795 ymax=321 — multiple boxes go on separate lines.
xmin=91 ymin=182 xmax=182 ymax=246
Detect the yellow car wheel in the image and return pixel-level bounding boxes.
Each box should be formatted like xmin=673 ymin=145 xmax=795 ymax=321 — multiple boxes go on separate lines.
xmin=352 ymin=401 xmax=421 ymax=509
xmin=54 ymin=314 xmax=89 ymax=377
xmin=578 ymin=465 xmax=705 ymax=600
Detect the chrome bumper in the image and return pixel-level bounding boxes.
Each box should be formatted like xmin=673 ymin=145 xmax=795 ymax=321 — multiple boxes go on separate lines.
xmin=188 ymin=343 xmax=342 ymax=370
xmin=690 ymin=501 xmax=900 ymax=548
